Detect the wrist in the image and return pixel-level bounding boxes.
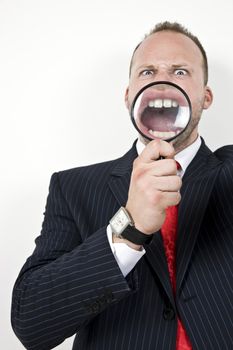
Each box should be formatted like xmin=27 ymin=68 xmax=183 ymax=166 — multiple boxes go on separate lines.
xmin=112 ymin=234 xmax=142 ymax=251
xmin=110 ymin=207 xmax=153 ymax=246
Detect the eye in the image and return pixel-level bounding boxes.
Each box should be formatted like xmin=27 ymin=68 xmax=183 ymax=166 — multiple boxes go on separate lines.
xmin=140 ymin=70 xmax=154 ymax=77
xmin=174 ymin=69 xmax=187 ymax=76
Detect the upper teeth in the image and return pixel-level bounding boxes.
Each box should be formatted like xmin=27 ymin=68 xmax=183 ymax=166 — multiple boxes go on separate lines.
xmin=148 ymin=99 xmax=178 ymax=108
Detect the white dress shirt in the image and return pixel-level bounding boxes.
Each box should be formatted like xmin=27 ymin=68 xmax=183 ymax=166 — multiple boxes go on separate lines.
xmin=107 ymin=136 xmax=201 ymax=277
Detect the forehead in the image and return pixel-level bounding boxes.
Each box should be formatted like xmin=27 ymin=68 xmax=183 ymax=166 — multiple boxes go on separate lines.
xmin=132 ymin=31 xmax=203 ymax=69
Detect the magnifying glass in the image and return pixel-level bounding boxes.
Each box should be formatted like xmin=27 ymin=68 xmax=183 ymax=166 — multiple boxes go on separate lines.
xmin=130 ymin=81 xmax=192 ymax=142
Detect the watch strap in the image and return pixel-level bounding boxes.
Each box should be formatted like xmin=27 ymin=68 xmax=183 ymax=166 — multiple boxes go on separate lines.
xmin=121 ymin=225 xmax=153 ymax=245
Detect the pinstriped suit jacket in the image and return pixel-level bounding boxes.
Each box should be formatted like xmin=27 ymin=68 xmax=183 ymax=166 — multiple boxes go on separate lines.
xmin=12 ymin=139 xmax=233 ymax=350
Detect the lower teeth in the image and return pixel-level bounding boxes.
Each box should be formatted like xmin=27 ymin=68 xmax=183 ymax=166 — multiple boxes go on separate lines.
xmin=148 ymin=130 xmax=177 ymax=139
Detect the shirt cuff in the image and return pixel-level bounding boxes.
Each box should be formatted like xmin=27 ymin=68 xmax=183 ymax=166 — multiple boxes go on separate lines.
xmin=107 ymin=224 xmax=145 ymax=277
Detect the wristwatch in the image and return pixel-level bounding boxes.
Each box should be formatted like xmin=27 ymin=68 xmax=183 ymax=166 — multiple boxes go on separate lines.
xmin=109 ymin=207 xmax=153 ymax=245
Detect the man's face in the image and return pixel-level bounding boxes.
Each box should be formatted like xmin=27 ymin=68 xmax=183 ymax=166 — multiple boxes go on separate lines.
xmin=125 ymin=31 xmax=213 ymax=151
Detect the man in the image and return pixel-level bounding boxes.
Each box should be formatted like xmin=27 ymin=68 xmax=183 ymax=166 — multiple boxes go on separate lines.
xmin=11 ymin=22 xmax=233 ymax=350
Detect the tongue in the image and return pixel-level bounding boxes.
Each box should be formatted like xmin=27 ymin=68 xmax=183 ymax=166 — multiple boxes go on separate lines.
xmin=140 ymin=107 xmax=177 ymax=132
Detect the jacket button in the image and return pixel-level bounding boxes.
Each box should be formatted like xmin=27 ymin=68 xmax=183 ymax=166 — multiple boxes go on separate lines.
xmin=91 ymin=301 xmax=100 ymax=313
xmin=163 ymin=307 xmax=175 ymax=320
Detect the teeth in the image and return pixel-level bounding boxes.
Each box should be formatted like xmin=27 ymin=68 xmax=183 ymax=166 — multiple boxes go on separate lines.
xmin=148 ymin=100 xmax=154 ymax=107
xmin=148 ymin=130 xmax=177 ymax=139
xmin=148 ymin=99 xmax=179 ymax=108
xmin=154 ymin=99 xmax=163 ymax=108
xmin=173 ymin=106 xmax=189 ymax=127
xmin=163 ymin=99 xmax=172 ymax=108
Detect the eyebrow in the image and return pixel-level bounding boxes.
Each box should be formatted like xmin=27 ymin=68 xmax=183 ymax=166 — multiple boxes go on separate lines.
xmin=135 ymin=63 xmax=191 ymax=72
xmin=171 ymin=64 xmax=191 ymax=69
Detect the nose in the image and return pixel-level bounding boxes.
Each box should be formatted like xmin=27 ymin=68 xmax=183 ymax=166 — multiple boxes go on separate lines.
xmin=151 ymin=73 xmax=172 ymax=92
xmin=153 ymin=70 xmax=171 ymax=83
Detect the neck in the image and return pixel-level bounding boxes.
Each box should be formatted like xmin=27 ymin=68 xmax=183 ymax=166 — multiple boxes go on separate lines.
xmin=172 ymin=130 xmax=199 ymax=154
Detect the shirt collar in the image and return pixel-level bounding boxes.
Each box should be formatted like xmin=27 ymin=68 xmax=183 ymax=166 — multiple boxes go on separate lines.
xmin=136 ymin=136 xmax=201 ymax=177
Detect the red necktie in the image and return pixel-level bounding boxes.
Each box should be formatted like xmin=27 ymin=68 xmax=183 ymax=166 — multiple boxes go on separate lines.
xmin=161 ymin=162 xmax=192 ymax=350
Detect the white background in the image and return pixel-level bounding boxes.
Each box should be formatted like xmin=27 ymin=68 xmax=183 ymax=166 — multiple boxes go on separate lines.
xmin=1 ymin=0 xmax=233 ymax=349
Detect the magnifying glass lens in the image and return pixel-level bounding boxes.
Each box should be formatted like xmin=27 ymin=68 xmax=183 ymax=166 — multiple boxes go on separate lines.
xmin=131 ymin=82 xmax=191 ymax=142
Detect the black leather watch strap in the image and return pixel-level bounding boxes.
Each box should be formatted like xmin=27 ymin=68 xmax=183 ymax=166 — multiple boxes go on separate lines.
xmin=121 ymin=225 xmax=153 ymax=245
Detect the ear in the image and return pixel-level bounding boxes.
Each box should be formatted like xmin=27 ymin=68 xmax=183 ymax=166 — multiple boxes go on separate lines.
xmin=124 ymin=87 xmax=130 ymax=110
xmin=203 ymin=86 xmax=213 ymax=109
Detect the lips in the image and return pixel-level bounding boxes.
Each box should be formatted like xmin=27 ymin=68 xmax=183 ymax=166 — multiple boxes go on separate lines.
xmin=134 ymin=87 xmax=189 ymax=140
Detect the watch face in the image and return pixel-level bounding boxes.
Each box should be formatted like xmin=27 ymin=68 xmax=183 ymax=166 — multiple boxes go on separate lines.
xmin=110 ymin=208 xmax=130 ymax=235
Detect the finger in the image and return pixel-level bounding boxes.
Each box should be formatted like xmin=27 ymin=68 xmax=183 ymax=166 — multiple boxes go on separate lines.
xmin=158 ymin=191 xmax=182 ymax=209
xmin=139 ymin=139 xmax=175 ymax=163
xmin=150 ymin=176 xmax=182 ymax=192
xmin=147 ymin=159 xmax=178 ymax=176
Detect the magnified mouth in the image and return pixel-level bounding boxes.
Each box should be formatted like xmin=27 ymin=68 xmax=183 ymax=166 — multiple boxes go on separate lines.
xmin=135 ymin=89 xmax=189 ymax=140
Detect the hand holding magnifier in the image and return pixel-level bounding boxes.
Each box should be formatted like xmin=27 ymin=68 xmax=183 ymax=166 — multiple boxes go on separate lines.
xmin=130 ymin=81 xmax=191 ymax=142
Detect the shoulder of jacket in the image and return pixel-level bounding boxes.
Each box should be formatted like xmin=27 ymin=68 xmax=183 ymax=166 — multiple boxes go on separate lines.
xmin=214 ymin=144 xmax=233 ymax=164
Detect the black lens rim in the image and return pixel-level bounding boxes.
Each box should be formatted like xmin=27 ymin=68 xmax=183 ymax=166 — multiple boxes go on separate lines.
xmin=130 ymin=81 xmax=192 ymax=142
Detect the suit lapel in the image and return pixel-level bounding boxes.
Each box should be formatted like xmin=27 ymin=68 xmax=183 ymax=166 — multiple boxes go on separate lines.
xmin=144 ymin=233 xmax=175 ymax=306
xmin=108 ymin=141 xmax=138 ymax=207
xmin=176 ymin=140 xmax=222 ymax=292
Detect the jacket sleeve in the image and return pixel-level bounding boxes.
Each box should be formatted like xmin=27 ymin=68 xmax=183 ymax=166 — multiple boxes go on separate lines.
xmin=11 ymin=172 xmax=138 ymax=350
